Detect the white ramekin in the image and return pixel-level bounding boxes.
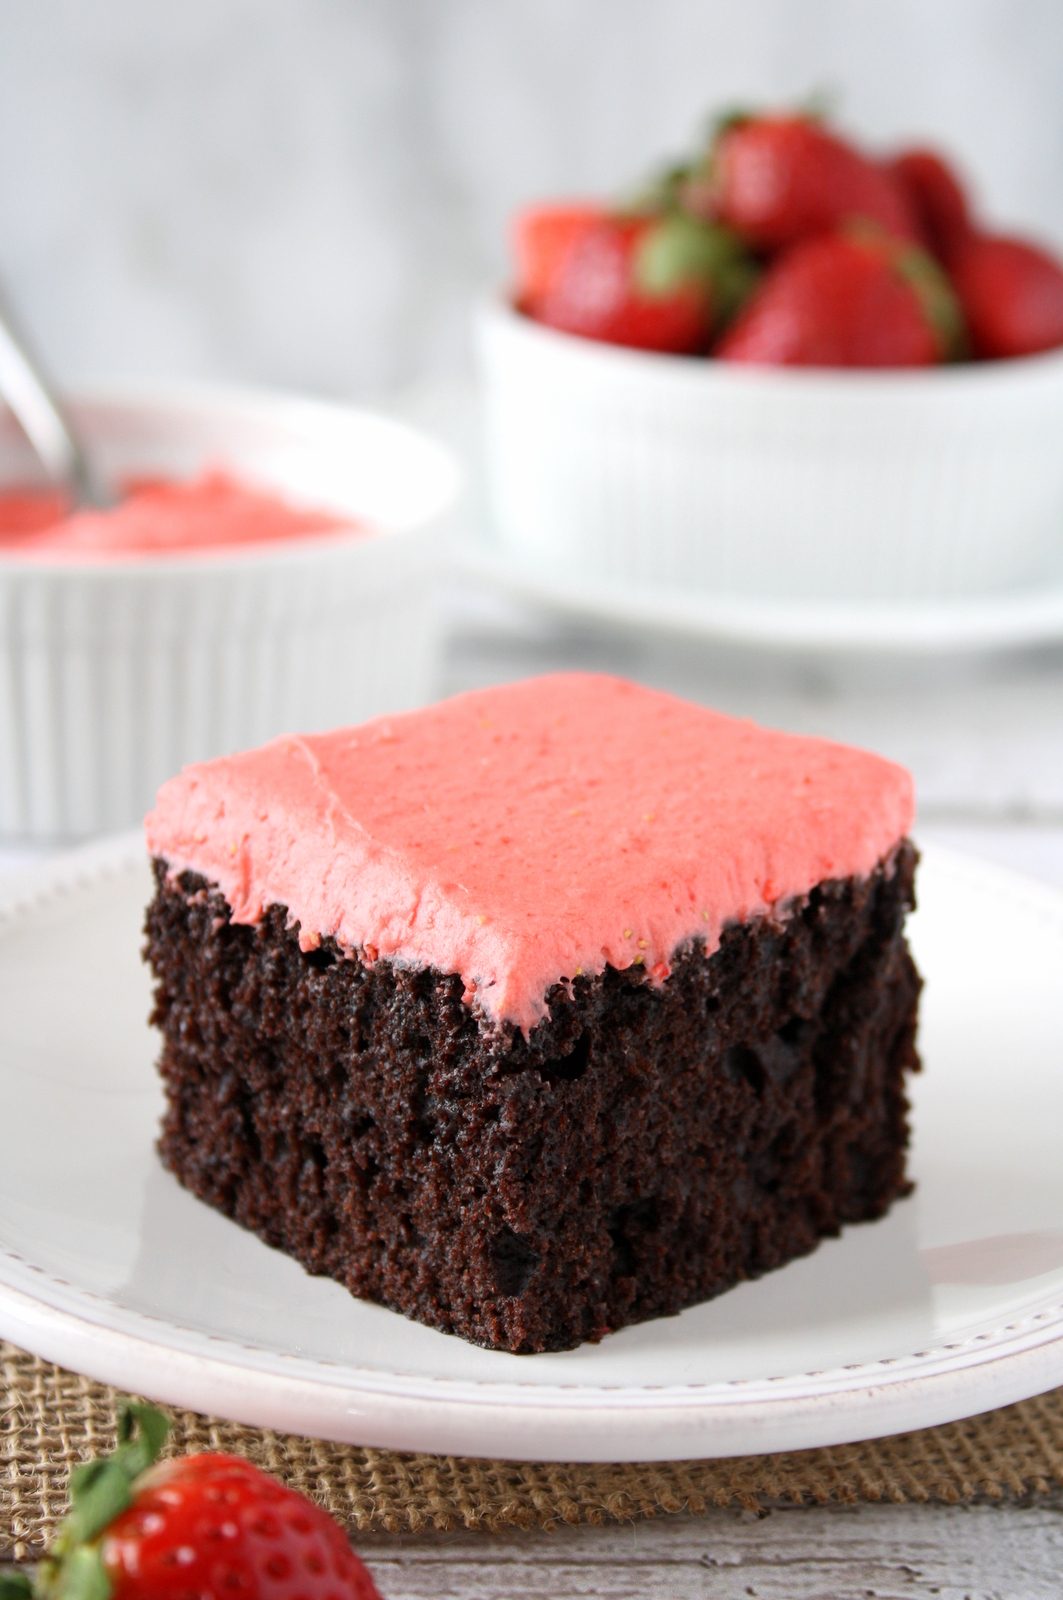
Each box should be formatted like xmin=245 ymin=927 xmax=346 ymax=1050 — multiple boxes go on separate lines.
xmin=476 ymin=298 xmax=1063 ymax=605
xmin=0 ymin=384 xmax=461 ymax=840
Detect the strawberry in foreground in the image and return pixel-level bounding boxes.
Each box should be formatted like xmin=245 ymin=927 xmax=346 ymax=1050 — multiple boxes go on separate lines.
xmin=528 ymin=207 xmax=757 ymax=353
xmin=717 ymin=228 xmax=966 ymax=367
xmin=0 ymin=1403 xmax=381 ymax=1600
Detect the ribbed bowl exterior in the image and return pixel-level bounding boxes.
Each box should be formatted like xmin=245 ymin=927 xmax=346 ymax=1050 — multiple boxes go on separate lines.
xmin=477 ymin=300 xmax=1063 ymax=604
xmin=0 ymin=388 xmax=459 ymax=839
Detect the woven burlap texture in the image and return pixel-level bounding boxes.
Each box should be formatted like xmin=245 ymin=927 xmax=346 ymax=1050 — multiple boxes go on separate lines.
xmin=3 ymin=1342 xmax=1063 ymax=1556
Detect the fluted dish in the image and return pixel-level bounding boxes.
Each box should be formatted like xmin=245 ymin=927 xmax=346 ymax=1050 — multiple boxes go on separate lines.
xmin=0 ymin=384 xmax=461 ymax=839
xmin=477 ymin=297 xmax=1063 ymax=606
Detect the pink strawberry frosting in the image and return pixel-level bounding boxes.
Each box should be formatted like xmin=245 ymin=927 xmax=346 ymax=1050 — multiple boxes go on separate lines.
xmin=145 ymin=673 xmax=914 ymax=1034
xmin=0 ymin=471 xmax=354 ymax=559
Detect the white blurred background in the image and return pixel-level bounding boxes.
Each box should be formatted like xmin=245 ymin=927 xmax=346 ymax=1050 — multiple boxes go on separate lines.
xmin=1 ymin=0 xmax=1062 ymax=889
xmin=2 ymin=0 xmax=1062 ymax=401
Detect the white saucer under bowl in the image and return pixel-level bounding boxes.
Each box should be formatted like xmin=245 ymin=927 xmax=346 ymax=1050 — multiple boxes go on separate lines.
xmin=388 ymin=376 xmax=1063 ymax=656
xmin=1 ymin=835 xmax=1063 ymax=1461
xmin=462 ymin=536 xmax=1063 ymax=654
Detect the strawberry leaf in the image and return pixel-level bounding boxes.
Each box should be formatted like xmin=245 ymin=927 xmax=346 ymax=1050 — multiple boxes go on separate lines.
xmin=54 ymin=1548 xmax=109 ymax=1600
xmin=0 ymin=1572 xmax=34 ymax=1599
xmin=32 ymin=1404 xmax=171 ymax=1600
xmin=893 ymin=244 xmax=969 ymax=360
xmin=844 ymin=218 xmax=969 ymax=361
xmin=633 ymin=215 xmax=759 ymax=323
xmin=620 ymin=162 xmax=692 ymax=218
xmin=61 ymin=1462 xmax=133 ymax=1550
xmin=114 ymin=1403 xmax=169 ymax=1480
xmin=706 ymin=105 xmax=755 ymax=147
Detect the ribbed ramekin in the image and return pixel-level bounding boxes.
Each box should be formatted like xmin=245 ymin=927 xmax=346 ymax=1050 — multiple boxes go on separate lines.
xmin=476 ymin=298 xmax=1063 ymax=605
xmin=0 ymin=384 xmax=461 ymax=839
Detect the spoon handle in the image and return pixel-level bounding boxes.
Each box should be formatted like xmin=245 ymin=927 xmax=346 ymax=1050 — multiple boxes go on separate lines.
xmin=0 ymin=293 xmax=113 ymax=507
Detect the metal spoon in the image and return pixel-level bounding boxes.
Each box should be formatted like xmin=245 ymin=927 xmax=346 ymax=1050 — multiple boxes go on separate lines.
xmin=0 ymin=289 xmax=114 ymax=508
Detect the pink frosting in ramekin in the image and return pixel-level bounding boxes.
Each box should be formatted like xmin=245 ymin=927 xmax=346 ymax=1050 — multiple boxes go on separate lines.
xmin=0 ymin=470 xmax=355 ymax=559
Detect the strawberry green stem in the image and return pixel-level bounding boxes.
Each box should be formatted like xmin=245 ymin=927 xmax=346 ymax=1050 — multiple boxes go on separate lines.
xmin=30 ymin=1405 xmax=170 ymax=1600
xmin=843 ymin=218 xmax=968 ymax=361
xmin=633 ymin=214 xmax=759 ymax=324
xmin=0 ymin=1571 xmax=33 ymax=1599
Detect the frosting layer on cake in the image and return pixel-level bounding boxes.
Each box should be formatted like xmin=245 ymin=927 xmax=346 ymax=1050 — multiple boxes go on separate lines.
xmin=145 ymin=673 xmax=914 ymax=1032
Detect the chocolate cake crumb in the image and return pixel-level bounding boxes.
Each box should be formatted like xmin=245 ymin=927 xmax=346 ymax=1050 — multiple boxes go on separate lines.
xmin=144 ymin=842 xmax=920 ymax=1354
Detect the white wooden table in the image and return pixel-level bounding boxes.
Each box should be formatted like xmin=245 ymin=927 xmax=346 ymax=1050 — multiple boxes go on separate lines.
xmin=357 ymin=1491 xmax=1063 ymax=1599
xmin=3 ymin=583 xmax=1062 ymax=1598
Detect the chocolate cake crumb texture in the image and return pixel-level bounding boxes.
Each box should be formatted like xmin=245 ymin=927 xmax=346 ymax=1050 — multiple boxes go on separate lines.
xmin=144 ymin=843 xmax=920 ymax=1354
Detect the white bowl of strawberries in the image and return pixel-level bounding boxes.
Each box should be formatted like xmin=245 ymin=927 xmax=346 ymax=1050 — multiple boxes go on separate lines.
xmin=477 ymin=112 xmax=1063 ymax=605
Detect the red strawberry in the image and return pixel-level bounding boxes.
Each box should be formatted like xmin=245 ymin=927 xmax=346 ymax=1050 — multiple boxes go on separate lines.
xmin=533 ymin=214 xmax=707 ymax=352
xmin=100 ymin=1455 xmax=380 ymax=1600
xmin=0 ymin=1403 xmax=381 ymax=1600
xmin=533 ymin=211 xmax=756 ymax=353
xmin=889 ymin=148 xmax=973 ymax=264
xmin=717 ymin=229 xmax=965 ymax=367
xmin=949 ymin=232 xmax=1063 ymax=359
xmin=511 ymin=203 xmax=603 ymax=309
xmin=690 ymin=115 xmax=920 ymax=251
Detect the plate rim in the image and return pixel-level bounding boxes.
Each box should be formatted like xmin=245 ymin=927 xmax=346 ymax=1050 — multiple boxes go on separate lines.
xmin=4 ymin=1275 xmax=1063 ymax=1462
xmin=2 ymin=833 xmax=1063 ymax=1460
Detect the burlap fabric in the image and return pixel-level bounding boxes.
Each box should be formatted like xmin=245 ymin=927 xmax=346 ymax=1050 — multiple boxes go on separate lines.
xmin=3 ymin=1342 xmax=1063 ymax=1556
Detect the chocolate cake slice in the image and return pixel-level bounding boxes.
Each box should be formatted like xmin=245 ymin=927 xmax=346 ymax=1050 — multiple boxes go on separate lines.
xmin=144 ymin=672 xmax=920 ymax=1354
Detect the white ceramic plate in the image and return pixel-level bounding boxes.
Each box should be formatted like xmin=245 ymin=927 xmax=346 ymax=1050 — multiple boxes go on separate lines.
xmin=1 ymin=835 xmax=1062 ymax=1462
